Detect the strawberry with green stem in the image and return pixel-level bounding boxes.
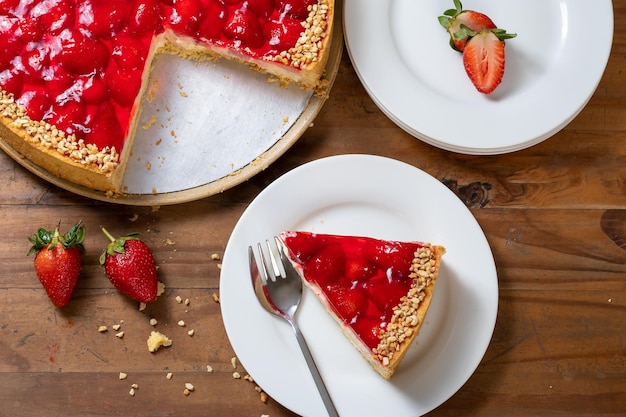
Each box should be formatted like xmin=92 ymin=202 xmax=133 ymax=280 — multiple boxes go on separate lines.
xmin=439 ymin=0 xmax=497 ymax=52
xmin=439 ymin=0 xmax=517 ymax=94
xmin=28 ymin=220 xmax=85 ymax=307
xmin=100 ymin=228 xmax=158 ymax=303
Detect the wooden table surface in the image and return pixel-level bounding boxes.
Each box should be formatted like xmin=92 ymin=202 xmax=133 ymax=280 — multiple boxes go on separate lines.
xmin=1 ymin=4 xmax=625 ymax=417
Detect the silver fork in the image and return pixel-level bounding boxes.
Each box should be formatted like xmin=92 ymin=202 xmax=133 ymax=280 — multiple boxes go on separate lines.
xmin=249 ymin=237 xmax=339 ymax=417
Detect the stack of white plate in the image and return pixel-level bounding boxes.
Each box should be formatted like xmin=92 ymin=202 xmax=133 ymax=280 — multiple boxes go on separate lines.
xmin=344 ymin=0 xmax=613 ymax=155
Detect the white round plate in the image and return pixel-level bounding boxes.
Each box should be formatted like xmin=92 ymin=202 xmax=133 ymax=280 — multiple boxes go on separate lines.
xmin=343 ymin=0 xmax=613 ymax=154
xmin=220 ymin=155 xmax=498 ymax=416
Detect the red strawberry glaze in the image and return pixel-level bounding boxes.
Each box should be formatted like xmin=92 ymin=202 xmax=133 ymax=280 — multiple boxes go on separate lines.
xmin=0 ymin=0 xmax=329 ymax=161
xmin=281 ymin=231 xmax=424 ymax=350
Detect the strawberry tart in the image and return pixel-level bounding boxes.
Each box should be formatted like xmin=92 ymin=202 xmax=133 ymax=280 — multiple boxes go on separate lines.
xmin=279 ymin=231 xmax=445 ymax=379
xmin=0 ymin=0 xmax=334 ymax=193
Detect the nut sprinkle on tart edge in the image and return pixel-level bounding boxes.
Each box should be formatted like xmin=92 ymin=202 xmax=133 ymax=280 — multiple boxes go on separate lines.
xmin=279 ymin=231 xmax=445 ymax=380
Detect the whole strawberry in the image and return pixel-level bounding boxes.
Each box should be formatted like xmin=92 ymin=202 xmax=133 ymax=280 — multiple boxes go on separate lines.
xmin=28 ymin=221 xmax=85 ymax=307
xmin=99 ymin=228 xmax=158 ymax=303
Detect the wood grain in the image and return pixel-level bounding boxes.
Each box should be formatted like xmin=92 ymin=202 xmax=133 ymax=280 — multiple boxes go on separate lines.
xmin=1 ymin=2 xmax=625 ymax=416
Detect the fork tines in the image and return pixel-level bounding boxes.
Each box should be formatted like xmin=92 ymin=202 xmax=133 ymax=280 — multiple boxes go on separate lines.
xmin=252 ymin=237 xmax=286 ymax=283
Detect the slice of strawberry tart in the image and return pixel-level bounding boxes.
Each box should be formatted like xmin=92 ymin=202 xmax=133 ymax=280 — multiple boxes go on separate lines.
xmin=0 ymin=0 xmax=334 ymax=193
xmin=279 ymin=231 xmax=445 ymax=379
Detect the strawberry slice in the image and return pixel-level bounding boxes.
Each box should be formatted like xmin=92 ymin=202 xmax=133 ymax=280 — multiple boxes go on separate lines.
xmin=351 ymin=316 xmax=383 ymax=349
xmin=325 ymin=282 xmax=367 ymax=323
xmin=223 ymin=8 xmax=265 ymax=49
xmin=462 ymin=29 xmax=508 ymax=94
xmin=438 ymin=0 xmax=496 ymax=52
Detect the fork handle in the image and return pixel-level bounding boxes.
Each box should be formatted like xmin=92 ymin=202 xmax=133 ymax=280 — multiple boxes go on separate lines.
xmin=289 ymin=320 xmax=340 ymax=417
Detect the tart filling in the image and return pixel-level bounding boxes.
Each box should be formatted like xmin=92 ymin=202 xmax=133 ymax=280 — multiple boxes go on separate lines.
xmin=0 ymin=0 xmax=334 ymax=192
xmin=280 ymin=230 xmax=445 ymax=379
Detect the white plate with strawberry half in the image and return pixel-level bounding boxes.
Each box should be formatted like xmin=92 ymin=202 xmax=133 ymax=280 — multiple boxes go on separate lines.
xmin=220 ymin=155 xmax=498 ymax=417
xmin=343 ymin=0 xmax=614 ymax=155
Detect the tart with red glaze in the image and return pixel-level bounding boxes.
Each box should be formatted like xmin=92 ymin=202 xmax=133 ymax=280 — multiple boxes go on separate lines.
xmin=279 ymin=231 xmax=446 ymax=380
xmin=0 ymin=0 xmax=334 ymax=193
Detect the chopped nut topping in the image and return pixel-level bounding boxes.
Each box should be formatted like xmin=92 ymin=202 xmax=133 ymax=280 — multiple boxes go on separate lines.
xmin=372 ymin=245 xmax=440 ymax=366
xmin=0 ymin=91 xmax=119 ymax=173
xmin=267 ymin=0 xmax=330 ymax=70
xmin=97 ymin=326 xmax=108 ymax=333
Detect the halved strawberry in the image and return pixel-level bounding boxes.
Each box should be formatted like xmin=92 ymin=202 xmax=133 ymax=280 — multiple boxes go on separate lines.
xmin=351 ymin=316 xmax=382 ymax=349
xmin=438 ymin=0 xmax=496 ymax=52
xmin=223 ymin=8 xmax=265 ymax=49
xmin=344 ymin=257 xmax=376 ymax=282
xmin=264 ymin=16 xmax=302 ymax=51
xmin=127 ymin=0 xmax=162 ymax=35
xmin=364 ymin=276 xmax=411 ymax=316
xmin=302 ymin=243 xmax=345 ymax=287
xmin=167 ymin=0 xmax=204 ymax=33
xmin=197 ymin=1 xmax=226 ymax=39
xmin=325 ymin=282 xmax=367 ymax=323
xmin=462 ymin=29 xmax=508 ymax=94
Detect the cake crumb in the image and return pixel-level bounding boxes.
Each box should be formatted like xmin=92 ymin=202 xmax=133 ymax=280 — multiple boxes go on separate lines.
xmin=112 ymin=324 xmax=121 ymax=331
xmin=206 ymin=365 xmax=213 ymax=373
xmin=231 ymin=357 xmax=237 ymax=369
xmin=149 ymin=318 xmax=158 ymax=326
xmin=187 ymin=329 xmax=195 ymax=337
xmin=147 ymin=331 xmax=172 ymax=352
xmin=115 ymin=331 xmax=124 ymax=338
xmin=142 ymin=114 xmax=158 ymax=129
xmin=211 ymin=292 xmax=220 ymax=303
xmin=157 ymin=281 xmax=165 ymax=296
xmin=119 ymin=372 xmax=127 ymax=380
xmin=175 ymin=295 xmax=182 ymax=304
xmin=211 ymin=253 xmax=221 ymax=261
xmin=233 ymin=372 xmax=241 ymax=379
xmin=166 ymin=372 xmax=173 ymax=380
xmin=98 ymin=325 xmax=108 ymax=333
xmin=177 ymin=320 xmax=186 ymax=327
